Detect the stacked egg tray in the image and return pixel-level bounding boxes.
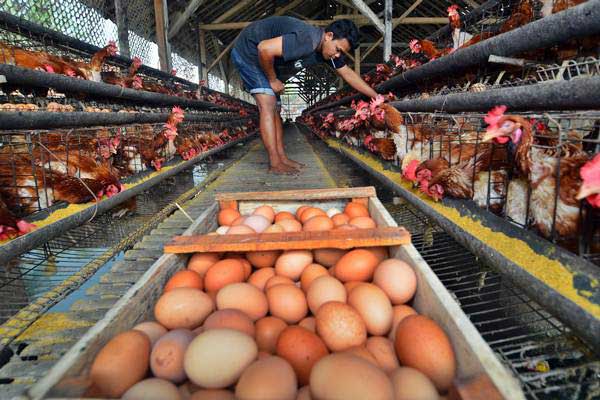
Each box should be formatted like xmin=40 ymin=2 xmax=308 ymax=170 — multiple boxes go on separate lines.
xmin=27 ymin=187 xmax=524 ymax=400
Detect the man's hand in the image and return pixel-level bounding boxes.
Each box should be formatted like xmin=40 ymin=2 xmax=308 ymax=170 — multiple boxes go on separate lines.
xmin=269 ymin=79 xmax=285 ymax=94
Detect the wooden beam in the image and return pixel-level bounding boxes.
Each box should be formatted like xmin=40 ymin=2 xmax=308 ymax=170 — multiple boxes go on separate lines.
xmin=212 ymin=0 xmax=253 ymax=24
xmin=199 ymin=29 xmax=208 ymax=83
xmin=168 ymin=0 xmax=207 ymax=39
xmin=114 ymin=0 xmax=130 ymax=58
xmin=354 ymin=46 xmax=360 ymax=74
xmin=200 ymin=16 xmax=446 ymax=30
xmin=349 ymin=0 xmax=384 ymax=33
xmin=153 ymin=0 xmax=172 ymax=72
xmin=383 ymin=0 xmax=392 ymax=61
xmin=211 ymin=34 xmax=229 ymax=94
xmin=275 ymin=0 xmax=306 ymax=16
xmin=208 ymin=37 xmax=236 ymax=72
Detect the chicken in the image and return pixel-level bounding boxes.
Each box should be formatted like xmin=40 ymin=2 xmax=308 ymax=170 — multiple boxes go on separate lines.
xmin=364 ymin=136 xmax=396 ymax=160
xmin=0 ymin=195 xmax=36 ymax=240
xmin=68 ymin=41 xmax=118 ymax=82
xmin=447 ymin=5 xmax=474 ymax=50
xmin=101 ymin=57 xmax=143 ymax=89
xmin=409 ymin=39 xmax=452 ymax=61
xmin=552 ymin=0 xmax=587 ymax=13
xmin=576 ymin=154 xmax=600 ymax=207
xmin=499 ymin=0 xmax=534 ymax=34
xmin=0 ymin=41 xmax=79 ymax=77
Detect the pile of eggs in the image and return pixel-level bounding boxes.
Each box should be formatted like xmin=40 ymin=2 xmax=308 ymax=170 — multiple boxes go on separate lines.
xmin=88 ymin=202 xmax=456 ymax=400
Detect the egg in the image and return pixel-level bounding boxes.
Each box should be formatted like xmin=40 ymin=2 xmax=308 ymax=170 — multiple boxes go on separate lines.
xmin=164 ymin=270 xmax=203 ymax=292
xmin=243 ymin=215 xmax=271 ymax=233
xmin=364 ymin=246 xmax=389 ymax=262
xmin=264 ymin=223 xmax=285 ymax=233
xmin=303 ymin=216 xmax=334 ymax=232
xmin=155 ymin=288 xmax=214 ymax=330
xmin=276 ymin=326 xmax=329 ymax=385
xmin=326 ymin=207 xmax=342 ymax=218
xmin=231 ymin=216 xmax=247 ymax=226
xmin=151 ymin=329 xmax=195 ymax=383
xmin=373 ymin=259 xmax=417 ymax=304
xmin=299 ymin=207 xmax=327 ymax=223
xmin=348 ymin=283 xmax=393 ymax=335
xmin=227 ymin=224 xmax=256 ymax=235
xmin=252 ymin=205 xmax=275 ymax=223
xmin=334 ymin=249 xmax=380 ymax=282
xmin=89 ymin=330 xmax=150 ymax=397
xmin=187 ymin=253 xmax=220 ymax=278
xmin=203 ymin=309 xmax=255 ymax=337
xmin=394 ymin=315 xmax=456 ymax=392
xmin=264 ymin=275 xmax=295 ymax=290
xmin=341 ymin=345 xmax=379 ymax=366
xmin=277 ymin=218 xmax=303 ymax=232
xmin=389 ymin=305 xmax=418 ymax=340
xmin=366 ymin=337 xmax=399 ymax=373
xmin=240 ymin=258 xmax=252 ymax=280
xmin=133 ymin=321 xmax=167 ymax=346
xmin=299 ymin=316 xmax=316 ymax=332
xmin=267 ymin=284 xmax=308 ymax=323
xmin=216 ymin=282 xmax=268 ymax=321
xmin=122 ymin=378 xmax=181 ymax=400
xmin=295 ymin=205 xmax=310 ymax=219
xmin=344 ymin=281 xmax=363 ymax=293
xmin=349 ymin=216 xmax=377 ymax=229
xmin=235 ymin=356 xmax=297 ymax=400
xmin=309 ymin=354 xmax=393 ymax=400
xmin=246 ymin=250 xmax=281 ymax=268
xmin=204 ymin=259 xmax=245 ymax=292
xmin=275 ymin=211 xmax=296 ymax=222
xmin=189 ymin=389 xmax=236 ymax=400
xmin=248 ymin=267 xmax=276 ymax=291
xmin=218 ymin=208 xmax=241 ymax=226
xmin=184 ymin=329 xmax=258 ymax=389
xmin=313 ymin=248 xmax=346 ymax=267
xmin=315 ymin=301 xmax=366 ymax=351
xmin=331 ymin=213 xmax=350 ymax=226
xmin=390 ymin=367 xmax=440 ymax=400
xmin=344 ymin=202 xmax=370 ymax=218
xmin=306 ymin=275 xmax=347 ymax=315
xmin=275 ymin=250 xmax=313 ymax=280
xmin=300 ymin=263 xmax=329 ymax=292
xmin=215 ymin=226 xmax=230 ymax=235
xmin=255 ymin=316 xmax=288 ymax=353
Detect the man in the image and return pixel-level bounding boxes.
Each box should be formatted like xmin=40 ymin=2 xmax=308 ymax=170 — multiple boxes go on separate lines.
xmin=231 ymin=17 xmax=378 ymax=174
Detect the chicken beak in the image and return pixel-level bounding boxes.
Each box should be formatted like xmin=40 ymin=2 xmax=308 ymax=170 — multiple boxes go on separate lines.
xmin=576 ymin=182 xmax=600 ymax=200
xmin=482 ymin=128 xmax=504 ymax=143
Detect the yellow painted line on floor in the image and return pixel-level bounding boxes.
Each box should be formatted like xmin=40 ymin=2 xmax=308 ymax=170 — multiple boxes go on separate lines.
xmin=325 ymin=138 xmax=600 ymax=318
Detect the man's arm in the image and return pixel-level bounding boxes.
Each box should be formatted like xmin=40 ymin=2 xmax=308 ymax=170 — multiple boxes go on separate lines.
xmin=257 ymin=37 xmax=285 ymax=94
xmin=335 ymin=65 xmax=378 ymax=98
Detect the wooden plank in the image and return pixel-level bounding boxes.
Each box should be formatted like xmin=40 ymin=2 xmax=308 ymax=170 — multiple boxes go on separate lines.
xmin=153 ymin=0 xmax=172 ymax=72
xmin=199 ymin=29 xmax=208 ymax=83
xmin=218 ymin=199 xmax=238 ymax=210
xmin=168 ymin=0 xmax=207 ymax=39
xmin=215 ymin=186 xmax=376 ymax=202
xmin=164 ymin=227 xmax=411 ymax=253
xmin=200 ymin=17 xmax=448 ymax=30
xmin=383 ymin=0 xmax=393 ymax=61
xmin=114 ymin=0 xmax=130 ymax=58
xmin=449 ymin=374 xmax=505 ymax=400
xmin=350 ymin=0 xmax=385 ymax=33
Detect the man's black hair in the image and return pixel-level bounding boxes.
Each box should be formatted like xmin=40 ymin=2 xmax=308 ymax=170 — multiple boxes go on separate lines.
xmin=324 ymin=19 xmax=360 ymax=51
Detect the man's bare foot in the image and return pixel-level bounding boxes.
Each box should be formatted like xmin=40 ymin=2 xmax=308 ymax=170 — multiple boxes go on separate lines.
xmin=282 ymin=158 xmax=305 ymax=169
xmin=269 ymin=163 xmax=298 ymax=175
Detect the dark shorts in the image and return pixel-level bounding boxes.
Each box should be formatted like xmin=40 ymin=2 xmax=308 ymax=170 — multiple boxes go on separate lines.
xmin=231 ymin=47 xmax=281 ymax=105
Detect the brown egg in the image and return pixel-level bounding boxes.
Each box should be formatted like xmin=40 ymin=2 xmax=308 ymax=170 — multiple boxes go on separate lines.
xmin=300 ymin=263 xmax=329 ymax=292
xmin=246 ymin=250 xmax=280 ymax=268
xmin=165 ymin=270 xmax=203 ymax=292
xmin=275 ymin=250 xmax=313 ymax=280
xmin=309 ymin=353 xmax=393 ymax=400
xmin=365 ymin=246 xmax=389 ymax=262
xmin=253 ymin=205 xmax=275 ymax=223
xmin=133 ymin=321 xmax=167 ymax=347
xmin=248 ymin=268 xmax=276 ymax=291
xmin=190 ymin=389 xmax=236 ymax=400
xmin=295 ymin=205 xmax=310 ymax=219
xmin=151 ymin=329 xmax=195 ymax=383
xmin=344 ymin=281 xmax=363 ymax=293
xmin=216 ymin=282 xmax=268 ymax=321
xmin=297 ymin=386 xmax=312 ymax=400
xmin=344 ymin=202 xmax=370 ymax=218
xmin=334 ymin=249 xmax=380 ymax=282
xmin=264 ymin=224 xmax=285 ymax=233
xmin=348 ymin=283 xmax=393 ymax=335
xmin=122 ymin=378 xmax=181 ymax=400
xmin=388 ymin=305 xmax=418 ymax=340
xmin=265 ymin=275 xmax=295 ymax=290
xmin=299 ymin=207 xmax=327 ymax=223
xmin=342 ymin=345 xmax=379 ymax=366
xmin=331 ymin=213 xmax=350 ymax=227
xmin=184 ymin=329 xmax=258 ymax=389
xmin=277 ymin=218 xmax=303 ymax=232
xmin=240 ymin=258 xmax=252 ymax=280
xmin=275 ymin=211 xmax=296 ymax=222
xmin=394 ymin=315 xmax=456 ymax=392
xmin=299 ymin=317 xmax=316 ymax=333
xmin=187 ymin=253 xmax=220 ymax=278
xmin=203 ymin=309 xmax=255 ymax=337
xmin=230 ymin=216 xmax=246 ymax=226
xmin=235 ymin=356 xmax=297 ymax=400
xmin=390 ymin=367 xmax=440 ymax=400
xmin=313 ymin=248 xmax=347 ymax=267
xmin=227 ymin=225 xmax=255 ymax=235
xmin=303 ymin=216 xmax=334 ymax=232
xmin=155 ymin=288 xmax=214 ymax=330
xmin=218 ymin=208 xmax=241 ymax=226
xmin=366 ymin=337 xmax=399 ymax=374
xmin=373 ymin=259 xmax=417 ymax=305
xmin=204 ymin=259 xmax=245 ymax=292
xmin=315 ymin=301 xmax=367 ymax=351
xmin=89 ymin=330 xmax=150 ymax=397
xmin=244 ymin=215 xmax=271 ymax=233
xmin=306 ymin=275 xmax=347 ymax=315
xmin=267 ymin=285 xmax=308 ymax=323
xmin=276 ymin=326 xmax=329 ymax=385
xmin=349 ymin=216 xmax=377 ymax=229
xmin=255 ymin=316 xmax=288 ymax=353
